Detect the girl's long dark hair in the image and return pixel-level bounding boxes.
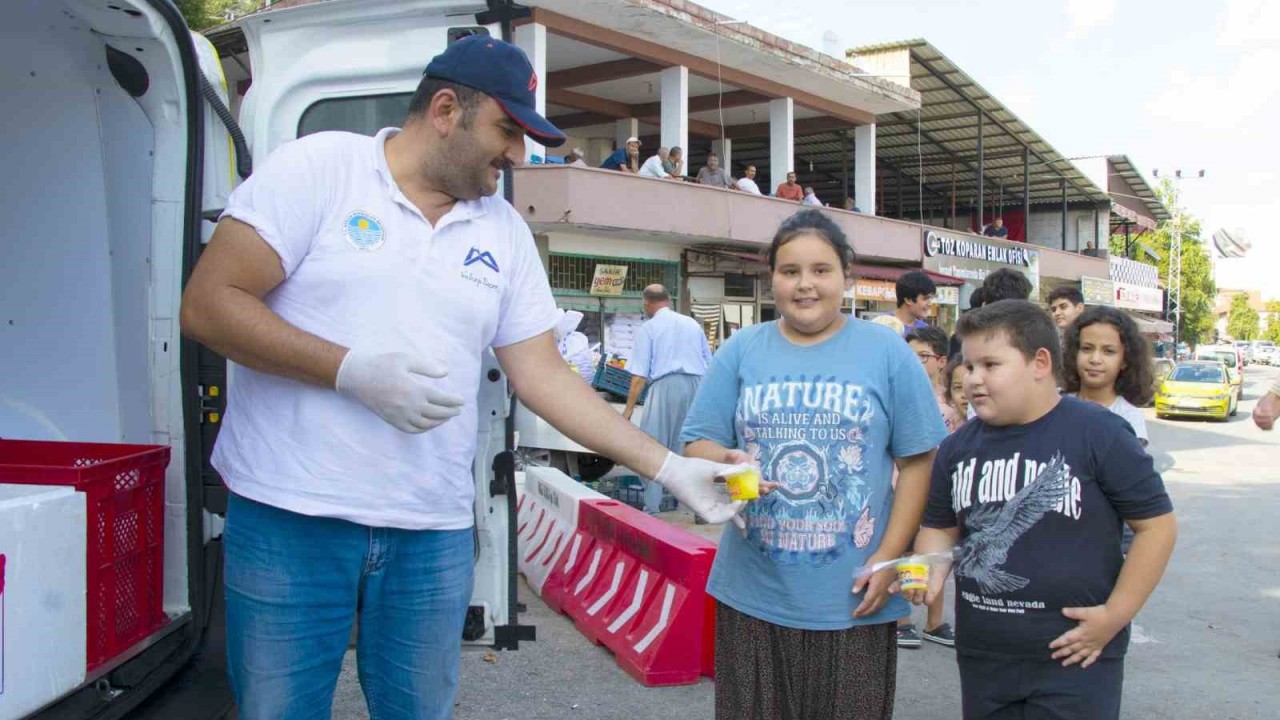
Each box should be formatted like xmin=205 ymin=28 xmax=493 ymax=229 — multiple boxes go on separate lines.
xmin=1063 ymin=306 xmax=1154 ymax=405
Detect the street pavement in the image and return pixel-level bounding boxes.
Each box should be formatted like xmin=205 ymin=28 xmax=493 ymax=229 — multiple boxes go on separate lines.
xmin=331 ymin=366 xmax=1280 ymax=720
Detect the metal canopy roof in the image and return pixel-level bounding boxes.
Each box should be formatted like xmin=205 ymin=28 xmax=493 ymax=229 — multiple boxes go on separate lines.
xmin=1100 ymin=154 xmax=1172 ymax=224
xmin=725 ymin=39 xmax=1110 ymax=216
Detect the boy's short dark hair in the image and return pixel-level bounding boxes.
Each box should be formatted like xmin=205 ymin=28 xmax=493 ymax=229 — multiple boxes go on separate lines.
xmin=896 ymin=271 xmax=938 ymax=307
xmin=956 ymin=299 xmax=1061 ymax=375
xmin=967 ymin=287 xmax=987 ymax=310
xmin=981 ymin=268 xmax=1033 ymax=302
xmin=1046 ymin=285 xmax=1085 ymax=307
xmin=905 ymin=326 xmax=949 ymax=358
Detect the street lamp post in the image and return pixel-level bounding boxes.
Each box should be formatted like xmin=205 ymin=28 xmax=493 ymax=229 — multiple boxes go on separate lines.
xmin=1152 ymin=168 xmax=1205 ymax=350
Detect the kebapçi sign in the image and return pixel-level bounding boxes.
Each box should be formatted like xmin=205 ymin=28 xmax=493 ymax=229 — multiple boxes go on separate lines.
xmin=922 ymin=229 xmax=1040 ymax=307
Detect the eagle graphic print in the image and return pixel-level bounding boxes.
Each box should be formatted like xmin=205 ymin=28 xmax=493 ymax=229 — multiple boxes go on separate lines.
xmin=955 ymin=454 xmax=1072 ymax=594
xmin=737 ymin=374 xmax=879 ymax=565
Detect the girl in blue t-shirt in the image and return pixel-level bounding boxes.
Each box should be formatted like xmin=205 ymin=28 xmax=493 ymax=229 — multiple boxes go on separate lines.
xmin=680 ymin=210 xmax=947 ymax=720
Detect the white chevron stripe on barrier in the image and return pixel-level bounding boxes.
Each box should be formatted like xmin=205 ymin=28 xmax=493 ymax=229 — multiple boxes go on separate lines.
xmin=633 ymin=583 xmax=676 ymax=654
xmin=574 ymin=548 xmax=602 ymax=596
xmin=587 ymin=561 xmax=625 ymax=617
xmin=607 ymin=569 xmax=649 ymax=634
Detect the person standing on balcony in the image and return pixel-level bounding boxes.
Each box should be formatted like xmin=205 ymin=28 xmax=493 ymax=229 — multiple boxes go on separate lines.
xmin=802 ymin=186 xmax=823 ymax=206
xmin=601 ymin=136 xmax=641 ymax=173
xmin=895 ymin=270 xmax=938 ymax=333
xmin=697 ymin=151 xmax=735 ymax=189
xmin=776 ymin=171 xmax=804 ymax=201
xmin=623 ymin=285 xmax=713 ymax=515
xmin=180 ymin=36 xmax=744 ymax=720
xmin=736 ymin=165 xmax=763 ymax=195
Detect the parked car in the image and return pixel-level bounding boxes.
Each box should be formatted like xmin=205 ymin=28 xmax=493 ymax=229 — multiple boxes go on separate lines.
xmin=1155 ymin=361 xmax=1238 ymax=421
xmin=1234 ymin=340 xmax=1252 ymax=365
xmin=1250 ymin=341 xmax=1276 ymax=366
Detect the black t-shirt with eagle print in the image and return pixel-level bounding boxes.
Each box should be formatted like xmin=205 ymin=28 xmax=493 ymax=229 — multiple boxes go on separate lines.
xmin=924 ymin=396 xmax=1173 ymax=660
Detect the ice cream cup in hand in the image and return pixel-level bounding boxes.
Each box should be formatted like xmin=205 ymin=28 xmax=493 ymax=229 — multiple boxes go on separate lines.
xmin=722 ymin=467 xmax=761 ymax=502
xmin=896 ymin=560 xmax=929 ymax=593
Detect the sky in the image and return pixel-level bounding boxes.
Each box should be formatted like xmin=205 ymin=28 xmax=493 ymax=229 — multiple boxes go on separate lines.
xmin=693 ymin=0 xmax=1279 ymax=298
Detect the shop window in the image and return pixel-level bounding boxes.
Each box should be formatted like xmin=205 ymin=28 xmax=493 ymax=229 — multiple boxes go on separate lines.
xmin=547 ymin=254 xmax=680 ymax=297
xmin=723 ymin=273 xmax=757 ymax=299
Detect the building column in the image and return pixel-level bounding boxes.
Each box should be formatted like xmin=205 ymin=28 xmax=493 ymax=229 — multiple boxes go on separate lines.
xmin=712 ymin=138 xmax=732 ymax=173
xmin=514 ymin=22 xmax=547 ymax=163
xmin=660 ymin=65 xmax=689 ymax=169
xmin=769 ymin=97 xmax=794 ymax=194
xmin=615 ymin=118 xmax=639 ymax=150
xmin=854 ymin=123 xmax=876 ymax=214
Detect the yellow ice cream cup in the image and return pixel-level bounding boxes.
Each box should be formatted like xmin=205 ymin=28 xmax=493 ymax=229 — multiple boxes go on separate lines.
xmin=896 ymin=561 xmax=929 ymax=592
xmin=724 ymin=467 xmax=760 ymax=502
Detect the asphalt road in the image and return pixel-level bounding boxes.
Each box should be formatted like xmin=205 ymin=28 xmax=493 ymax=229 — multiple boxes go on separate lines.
xmin=331 ymin=366 xmax=1280 ymax=720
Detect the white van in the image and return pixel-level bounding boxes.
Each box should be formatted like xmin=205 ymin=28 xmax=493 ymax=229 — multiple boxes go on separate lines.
xmin=4 ymin=2 xmax=524 ymax=717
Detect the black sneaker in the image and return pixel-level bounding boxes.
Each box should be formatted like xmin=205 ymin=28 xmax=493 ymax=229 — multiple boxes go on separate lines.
xmin=896 ymin=623 xmax=922 ymax=648
xmin=923 ymin=623 xmax=956 ymax=647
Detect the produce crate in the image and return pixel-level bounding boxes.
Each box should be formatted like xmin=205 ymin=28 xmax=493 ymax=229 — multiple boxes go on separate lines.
xmin=0 ymin=439 xmax=169 ymax=670
xmin=591 ymin=358 xmax=647 ymax=404
xmin=608 ymin=475 xmax=677 ymax=513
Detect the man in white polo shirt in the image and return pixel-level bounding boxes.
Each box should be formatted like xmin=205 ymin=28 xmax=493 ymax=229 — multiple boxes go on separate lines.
xmin=180 ymin=36 xmax=743 ymax=720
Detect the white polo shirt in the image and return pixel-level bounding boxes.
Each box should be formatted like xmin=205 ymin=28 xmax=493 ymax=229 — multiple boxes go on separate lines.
xmin=212 ymin=128 xmax=558 ymax=530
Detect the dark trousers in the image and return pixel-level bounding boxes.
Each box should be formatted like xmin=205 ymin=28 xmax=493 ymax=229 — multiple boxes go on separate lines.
xmin=959 ymin=654 xmax=1124 ymax=720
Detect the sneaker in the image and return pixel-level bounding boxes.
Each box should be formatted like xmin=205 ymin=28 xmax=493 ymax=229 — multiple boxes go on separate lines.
xmin=896 ymin=623 xmax=922 ymax=648
xmin=923 ymin=623 xmax=956 ymax=647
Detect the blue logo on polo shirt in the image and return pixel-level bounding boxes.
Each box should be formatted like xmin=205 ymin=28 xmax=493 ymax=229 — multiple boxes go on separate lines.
xmin=463 ymin=247 xmax=500 ymax=273
xmin=345 ymin=211 xmax=385 ymax=251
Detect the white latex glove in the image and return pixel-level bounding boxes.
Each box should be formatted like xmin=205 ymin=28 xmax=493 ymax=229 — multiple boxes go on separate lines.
xmin=653 ymin=452 xmax=747 ymax=528
xmin=335 ymin=350 xmax=465 ymax=433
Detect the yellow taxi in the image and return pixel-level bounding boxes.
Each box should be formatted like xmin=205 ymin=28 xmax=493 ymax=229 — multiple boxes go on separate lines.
xmin=1154 ymin=361 xmax=1238 ymax=421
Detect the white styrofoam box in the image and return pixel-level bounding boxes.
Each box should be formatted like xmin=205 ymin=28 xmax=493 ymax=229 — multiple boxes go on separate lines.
xmin=0 ymin=484 xmax=87 ymax=720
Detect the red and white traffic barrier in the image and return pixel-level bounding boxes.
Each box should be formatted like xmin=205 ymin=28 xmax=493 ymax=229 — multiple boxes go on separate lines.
xmin=516 ymin=469 xmax=719 ymax=686
xmin=548 ymin=499 xmax=717 ymax=686
xmin=516 ymin=466 xmax=607 ymax=596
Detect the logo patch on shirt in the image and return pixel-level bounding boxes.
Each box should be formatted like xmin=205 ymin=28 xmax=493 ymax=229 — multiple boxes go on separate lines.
xmin=345 ymin=211 xmax=385 ymax=251
xmin=463 ymin=246 xmax=500 ymax=272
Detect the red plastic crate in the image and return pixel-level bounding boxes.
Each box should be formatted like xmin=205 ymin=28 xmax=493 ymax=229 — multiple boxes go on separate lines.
xmin=0 ymin=439 xmax=169 ymax=670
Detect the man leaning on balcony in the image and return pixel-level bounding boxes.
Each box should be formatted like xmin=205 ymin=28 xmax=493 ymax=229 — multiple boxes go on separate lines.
xmin=696 ymin=151 xmax=735 ymax=189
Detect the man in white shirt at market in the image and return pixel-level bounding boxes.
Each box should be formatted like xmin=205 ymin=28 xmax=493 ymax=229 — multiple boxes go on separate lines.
xmin=180 ymin=36 xmax=742 ymax=720
xmin=622 ymin=285 xmax=713 ymax=514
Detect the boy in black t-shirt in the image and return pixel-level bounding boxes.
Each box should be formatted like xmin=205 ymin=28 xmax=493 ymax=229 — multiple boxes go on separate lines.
xmin=911 ymin=300 xmax=1177 ymax=720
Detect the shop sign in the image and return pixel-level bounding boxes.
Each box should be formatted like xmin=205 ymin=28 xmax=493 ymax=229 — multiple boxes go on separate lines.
xmin=934 ymin=286 xmax=960 ymax=305
xmin=1080 ymin=276 xmax=1115 ymax=306
xmin=1114 ymin=282 xmax=1163 ymax=312
xmin=922 ymin=229 xmax=1040 ymax=308
xmin=853 ymin=278 xmax=897 ymax=302
xmin=924 ymin=230 xmax=1038 ymax=268
xmin=589 ymin=264 xmax=629 ymax=296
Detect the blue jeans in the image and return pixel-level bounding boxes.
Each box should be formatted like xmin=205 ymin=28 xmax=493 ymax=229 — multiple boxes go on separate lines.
xmin=224 ymin=493 xmax=474 ymax=720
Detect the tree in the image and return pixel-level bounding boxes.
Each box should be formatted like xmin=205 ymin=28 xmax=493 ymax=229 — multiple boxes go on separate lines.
xmin=1264 ymin=301 xmax=1280 ymax=344
xmin=177 ymin=0 xmax=261 ymax=30
xmin=1226 ymin=294 xmax=1260 ymax=341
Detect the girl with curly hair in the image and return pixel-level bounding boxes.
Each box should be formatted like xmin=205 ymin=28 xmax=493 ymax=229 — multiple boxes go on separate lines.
xmin=1063 ymin=306 xmax=1154 ymax=447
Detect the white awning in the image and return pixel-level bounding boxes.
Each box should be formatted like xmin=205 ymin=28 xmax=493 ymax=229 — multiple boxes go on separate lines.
xmin=1131 ymin=315 xmax=1174 ymax=334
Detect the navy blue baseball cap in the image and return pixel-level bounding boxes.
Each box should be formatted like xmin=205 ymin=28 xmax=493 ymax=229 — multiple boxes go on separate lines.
xmin=425 ymin=35 xmax=567 ymax=148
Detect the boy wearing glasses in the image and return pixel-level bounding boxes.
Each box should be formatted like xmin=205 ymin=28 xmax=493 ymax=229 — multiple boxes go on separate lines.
xmin=897 ymin=325 xmax=959 ymax=647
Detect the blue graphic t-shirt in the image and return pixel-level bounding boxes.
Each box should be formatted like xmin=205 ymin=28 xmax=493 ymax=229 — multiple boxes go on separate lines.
xmin=680 ymin=318 xmax=948 ymax=630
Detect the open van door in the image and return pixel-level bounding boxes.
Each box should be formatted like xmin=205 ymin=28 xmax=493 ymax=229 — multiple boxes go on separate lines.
xmin=3 ymin=1 xmax=242 ymax=718
xmin=220 ymin=0 xmax=531 ymax=649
